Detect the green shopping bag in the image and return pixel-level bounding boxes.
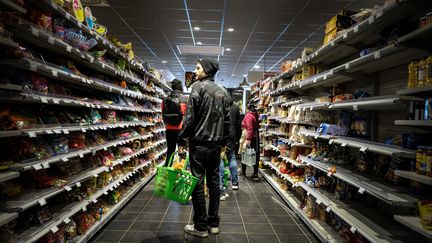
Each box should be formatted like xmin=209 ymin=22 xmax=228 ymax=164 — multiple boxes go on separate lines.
xmin=154 ymin=150 xmax=198 ymax=204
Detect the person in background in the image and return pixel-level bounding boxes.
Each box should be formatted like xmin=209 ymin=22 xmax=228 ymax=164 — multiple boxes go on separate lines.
xmin=161 ymin=79 xmax=187 ymax=166
xmin=241 ymin=103 xmax=260 ymax=180
xmin=220 ymin=95 xmax=241 ymax=201
xmin=179 ymin=59 xmax=230 ymax=238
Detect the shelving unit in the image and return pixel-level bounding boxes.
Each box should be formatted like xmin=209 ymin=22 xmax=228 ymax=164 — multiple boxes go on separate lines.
xmin=253 ymin=1 xmax=432 ymax=241
xmin=0 ymin=1 xmax=169 ymax=241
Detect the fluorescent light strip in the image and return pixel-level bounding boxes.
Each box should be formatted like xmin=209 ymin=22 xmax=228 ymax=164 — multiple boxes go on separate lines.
xmin=249 ymin=0 xmax=312 ymax=71
xmin=183 ymin=0 xmax=196 ymax=45
xmin=217 ymin=0 xmax=228 ymax=63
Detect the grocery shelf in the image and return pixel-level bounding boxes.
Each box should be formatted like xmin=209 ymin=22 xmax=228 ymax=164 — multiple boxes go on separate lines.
xmin=281 ymin=99 xmax=308 ymax=107
xmin=394 ymin=120 xmax=432 ymax=127
xmin=394 ymin=215 xmax=432 ymax=240
xmin=304 ymin=0 xmax=425 ymax=66
xmin=77 ymin=170 xmax=157 ymax=243
xmin=0 ymin=58 xmax=152 ymax=101
xmin=154 ymin=148 xmax=168 ymax=160
xmin=279 ymin=156 xmax=307 ymax=167
xmin=264 ymin=145 xmax=280 ymax=152
xmin=278 ymin=137 xmax=313 ymax=148
xmin=259 ymin=168 xmax=343 ymax=243
xmin=0 ymin=171 xmax=20 ymax=183
xmin=295 ymin=102 xmax=330 ymax=111
xmin=276 ymin=118 xmax=320 ymax=127
xmin=0 ymin=36 xmax=19 ymax=48
xmin=299 ymin=156 xmax=418 ymax=207
xmin=266 ymin=130 xmax=289 ymax=137
xmin=0 ymin=141 xmax=164 ymax=212
xmin=18 ymin=162 xmax=155 ymax=243
xmin=397 ymin=86 xmax=432 ymax=97
xmin=299 ymin=130 xmax=415 ymax=158
xmin=394 ymin=170 xmax=432 ymax=186
xmin=328 ymin=95 xmax=414 ymax=110
xmin=152 ymin=128 xmax=167 ymax=134
xmin=0 ymin=0 xmax=27 ymax=14
xmin=0 ymin=212 xmax=18 ymax=228
xmin=0 ymin=121 xmax=154 ymax=138
xmin=0 ymin=91 xmax=156 ymax=114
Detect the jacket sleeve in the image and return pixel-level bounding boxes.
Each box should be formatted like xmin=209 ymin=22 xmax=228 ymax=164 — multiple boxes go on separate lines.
xmin=179 ymin=85 xmax=199 ymax=146
xmin=223 ymin=98 xmax=231 ymax=146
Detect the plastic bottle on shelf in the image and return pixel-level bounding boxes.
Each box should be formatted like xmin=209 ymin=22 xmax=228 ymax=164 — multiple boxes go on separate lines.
xmin=416 ymin=146 xmax=426 ymax=175
xmin=426 ymin=55 xmax=432 ymax=85
xmin=417 ymin=58 xmax=427 ymax=86
xmin=426 ymin=146 xmax=432 ymax=177
xmin=407 ymin=60 xmax=418 ymax=88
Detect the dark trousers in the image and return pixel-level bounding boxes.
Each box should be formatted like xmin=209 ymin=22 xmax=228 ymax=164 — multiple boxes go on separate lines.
xmin=242 ymin=137 xmax=259 ymax=175
xmin=190 ymin=145 xmax=221 ymax=231
xmin=165 ymin=130 xmax=179 ymax=166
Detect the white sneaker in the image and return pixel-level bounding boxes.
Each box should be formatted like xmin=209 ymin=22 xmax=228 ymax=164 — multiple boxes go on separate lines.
xmin=184 ymin=224 xmax=208 ymax=238
xmin=220 ymin=193 xmax=229 ymax=201
xmin=232 ymin=185 xmax=239 ymax=190
xmin=208 ymin=226 xmax=219 ymax=235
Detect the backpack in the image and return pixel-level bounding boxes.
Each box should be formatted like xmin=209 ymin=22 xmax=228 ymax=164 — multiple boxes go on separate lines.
xmin=163 ymin=93 xmax=183 ymax=125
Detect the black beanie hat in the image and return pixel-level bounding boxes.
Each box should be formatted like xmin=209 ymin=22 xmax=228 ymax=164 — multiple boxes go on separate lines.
xmin=198 ymin=59 xmax=219 ymax=77
xmin=171 ymin=79 xmax=183 ymax=91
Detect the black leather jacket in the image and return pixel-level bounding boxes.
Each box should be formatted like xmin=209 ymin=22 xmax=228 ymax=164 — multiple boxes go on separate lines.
xmin=179 ymin=77 xmax=230 ymax=146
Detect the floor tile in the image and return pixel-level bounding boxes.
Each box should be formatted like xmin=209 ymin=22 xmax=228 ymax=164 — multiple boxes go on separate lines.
xmin=217 ymin=233 xmax=248 ymax=243
xmin=94 ymin=230 xmax=125 ymax=242
xmin=127 ymin=199 xmax=150 ymax=206
xmin=129 ymin=221 xmax=160 ymax=232
xmin=248 ymin=233 xmax=279 ymax=243
xmin=238 ymin=201 xmax=261 ymax=208
xmin=142 ymin=204 xmax=170 ymax=213
xmin=263 ymin=208 xmax=288 ymax=216
xmin=267 ymin=215 xmax=296 ymax=225
xmin=158 ymin=222 xmax=186 ymax=232
xmin=122 ymin=205 xmax=145 ymax=213
xmin=111 ymin=212 xmax=138 ymax=221
xmin=186 ymin=234 xmax=217 ymax=243
xmin=272 ymin=224 xmax=304 ymax=235
xmin=219 ymin=223 xmax=246 ymax=234
xmin=278 ymin=234 xmax=315 ymax=243
xmin=219 ymin=200 xmax=238 ymax=207
xmin=105 ymin=221 xmax=133 ymax=231
xmin=244 ymin=223 xmax=274 ymax=234
xmin=153 ymin=232 xmax=184 ymax=243
xmin=136 ymin=212 xmax=165 ymax=222
xmin=163 ymin=213 xmax=190 ymax=222
xmin=218 ymin=207 xmax=240 ymax=214
xmin=242 ymin=215 xmax=269 ymax=224
xmin=121 ymin=231 xmax=155 ymax=242
xmin=219 ymin=214 xmax=243 ymax=223
xmin=240 ymin=207 xmax=265 ymax=215
xmin=167 ymin=205 xmax=191 ymax=214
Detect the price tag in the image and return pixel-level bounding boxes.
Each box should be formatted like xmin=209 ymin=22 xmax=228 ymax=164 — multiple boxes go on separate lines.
xmin=314 ymin=135 xmax=319 ymax=139
xmin=101 ymin=63 xmax=106 ymax=69
xmin=77 ymin=21 xmax=82 ymax=28
xmin=28 ymin=131 xmax=37 ymax=138
xmin=358 ymin=187 xmax=366 ymax=194
xmin=76 ymin=182 xmax=81 ymax=187
xmin=330 ymin=41 xmax=335 ymax=47
xmin=38 ymin=198 xmax=47 ymax=206
xmin=93 ymin=173 xmax=98 ymax=178
xmin=30 ymin=62 xmax=38 ymax=71
xmin=326 ymin=206 xmax=331 ymax=212
xmin=31 ymin=27 xmax=39 ymax=37
xmin=64 ymin=185 xmax=72 ymax=191
xmin=79 ymin=153 xmax=84 ymax=158
xmin=63 ymin=218 xmax=71 ymax=224
xmin=50 ymin=226 xmax=59 ymax=233
xmin=42 ymin=162 xmax=50 ymax=169
xmin=45 ymin=130 xmax=53 ymax=134
xmin=307 ymin=192 xmax=311 ymax=196
xmin=368 ymin=16 xmax=375 ymax=24
xmin=48 ymin=36 xmax=55 ymax=45
xmin=82 ymin=206 xmax=87 ymax=212
xmin=41 ymin=97 xmax=48 ymax=103
xmin=92 ymin=199 xmax=98 ymax=203
xmin=61 ymin=157 xmax=69 ymax=162
xmin=52 ymin=98 xmax=60 ymax=104
xmin=66 ymin=45 xmax=72 ymax=53
xmin=329 ymin=140 xmax=334 ymax=145
xmin=65 ymin=13 xmax=71 ymax=20
xmin=63 ymin=129 xmax=69 ymax=134
xmin=104 ymin=167 xmax=109 ymax=172
xmin=323 ymin=75 xmax=327 ymax=80
xmin=33 ymin=164 xmax=43 ymax=170
xmin=345 ymin=63 xmax=350 ymax=70
xmin=376 ymin=10 xmax=383 ymax=18
xmin=313 ymin=78 xmax=317 ymax=83
xmin=360 ymin=147 xmax=367 ymax=152
xmin=341 ymin=143 xmax=347 ymax=147
xmin=327 ymin=171 xmax=333 ymax=177
xmin=316 ymin=199 xmax=323 ymax=205
xmin=81 ymin=128 xmax=86 ymax=132
xmin=350 ymin=226 xmax=357 ymax=233
xmin=354 ymin=26 xmax=359 ymax=33
xmin=54 ymin=129 xmax=62 ymax=134
xmin=343 ymin=32 xmax=348 ymax=39
xmin=353 ymin=104 xmax=358 ymax=111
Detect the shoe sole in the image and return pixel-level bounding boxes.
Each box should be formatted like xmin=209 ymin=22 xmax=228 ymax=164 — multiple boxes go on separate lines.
xmin=208 ymin=230 xmax=219 ymax=235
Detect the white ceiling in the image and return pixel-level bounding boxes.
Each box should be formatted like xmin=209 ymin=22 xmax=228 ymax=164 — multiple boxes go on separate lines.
xmin=92 ymin=0 xmax=383 ymax=87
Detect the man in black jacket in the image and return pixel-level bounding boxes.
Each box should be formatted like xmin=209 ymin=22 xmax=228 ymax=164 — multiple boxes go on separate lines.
xmin=179 ymin=59 xmax=230 ymax=238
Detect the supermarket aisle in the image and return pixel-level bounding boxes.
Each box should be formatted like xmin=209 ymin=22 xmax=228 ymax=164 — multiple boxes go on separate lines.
xmin=91 ymin=175 xmax=318 ymax=243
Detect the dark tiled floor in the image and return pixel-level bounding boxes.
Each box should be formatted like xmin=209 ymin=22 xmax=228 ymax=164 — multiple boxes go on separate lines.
xmin=91 ymin=172 xmax=319 ymax=243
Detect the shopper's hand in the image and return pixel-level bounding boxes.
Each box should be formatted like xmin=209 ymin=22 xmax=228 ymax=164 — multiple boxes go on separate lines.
xmin=245 ymin=140 xmax=251 ymax=146
xmin=178 ymin=146 xmax=185 ymax=154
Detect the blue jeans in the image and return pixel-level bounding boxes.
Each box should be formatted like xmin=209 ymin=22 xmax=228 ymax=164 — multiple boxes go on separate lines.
xmin=219 ymin=150 xmax=239 ymax=193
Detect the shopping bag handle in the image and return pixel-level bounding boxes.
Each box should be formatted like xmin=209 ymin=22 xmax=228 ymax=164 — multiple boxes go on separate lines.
xmin=167 ymin=149 xmax=190 ymax=171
